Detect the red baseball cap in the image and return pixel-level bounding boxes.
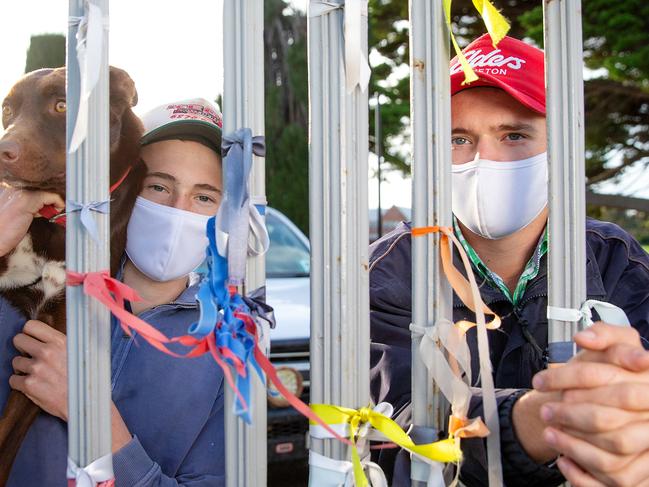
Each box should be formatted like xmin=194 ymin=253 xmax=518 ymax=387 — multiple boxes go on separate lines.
xmin=450 ymin=33 xmax=546 ymax=114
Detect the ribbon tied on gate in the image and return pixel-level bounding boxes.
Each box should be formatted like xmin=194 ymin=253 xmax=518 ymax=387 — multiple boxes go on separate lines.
xmin=547 ymin=299 xmax=630 ymax=363
xmin=443 ymin=0 xmax=510 ymax=85
xmin=310 ymin=403 xmax=462 ymax=487
xmin=308 ymin=0 xmax=371 ymax=93
xmin=68 ymin=1 xmax=109 ymax=153
xmin=66 ymin=270 xmax=175 ymax=355
xmin=411 ymin=225 xmax=503 ymax=485
xmin=67 ymin=454 xmax=114 ymax=487
xmin=217 ymin=129 xmax=269 ymax=287
xmin=309 ymin=450 xmax=388 ymax=487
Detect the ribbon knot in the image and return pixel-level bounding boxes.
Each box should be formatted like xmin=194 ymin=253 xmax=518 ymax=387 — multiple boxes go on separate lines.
xmin=66 ymin=270 xmax=175 ymax=355
xmin=67 ymin=454 xmax=114 ymax=487
xmin=217 ymin=128 xmax=269 ymax=286
xmin=66 ymin=199 xmax=110 ymax=243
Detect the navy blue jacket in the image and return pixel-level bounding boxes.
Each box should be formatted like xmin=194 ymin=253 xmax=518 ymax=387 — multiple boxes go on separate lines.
xmin=0 ymin=275 xmax=225 ymax=486
xmin=369 ymin=218 xmax=649 ymax=486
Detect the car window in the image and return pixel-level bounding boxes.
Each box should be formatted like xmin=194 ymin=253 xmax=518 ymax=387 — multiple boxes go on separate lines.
xmin=266 ymin=212 xmax=310 ymax=278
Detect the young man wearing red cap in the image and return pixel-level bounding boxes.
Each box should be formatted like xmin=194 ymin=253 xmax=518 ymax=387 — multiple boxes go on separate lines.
xmin=370 ymin=34 xmax=649 ymax=486
xmin=1 ymin=98 xmax=228 ymax=486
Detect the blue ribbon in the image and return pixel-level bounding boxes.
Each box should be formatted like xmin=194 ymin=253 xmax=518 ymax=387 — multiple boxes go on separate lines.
xmin=189 ymin=216 xmax=265 ymax=423
xmin=218 ymin=129 xmax=266 ymax=286
xmin=67 ymin=199 xmax=110 ymax=243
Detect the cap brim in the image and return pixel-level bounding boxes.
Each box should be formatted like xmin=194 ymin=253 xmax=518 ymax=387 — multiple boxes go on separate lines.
xmin=140 ymin=120 xmax=222 ymax=153
xmin=451 ymin=71 xmax=546 ymax=115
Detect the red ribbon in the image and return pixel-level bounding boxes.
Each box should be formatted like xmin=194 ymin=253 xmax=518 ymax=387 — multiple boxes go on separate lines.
xmin=66 ymin=270 xmax=177 ymax=356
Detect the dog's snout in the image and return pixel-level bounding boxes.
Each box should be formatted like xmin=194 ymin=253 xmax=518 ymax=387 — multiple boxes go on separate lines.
xmin=0 ymin=140 xmax=20 ymax=164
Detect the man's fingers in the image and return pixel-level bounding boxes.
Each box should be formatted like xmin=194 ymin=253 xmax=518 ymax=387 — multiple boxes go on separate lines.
xmin=562 ymin=383 xmax=649 ymax=411
xmin=574 ymin=322 xmax=642 ymax=352
xmin=540 ymin=401 xmax=649 ymax=433
xmin=12 ymin=332 xmax=45 ymax=357
xmin=29 ymin=191 xmax=65 ymax=214
xmin=563 ymin=421 xmax=649 ymax=457
xmin=533 ymin=361 xmax=638 ymax=392
xmin=543 ymin=426 xmax=633 ymax=474
xmin=574 ymin=344 xmax=649 ymax=372
xmin=11 ymin=356 xmax=35 ymax=375
xmin=556 ymin=457 xmax=605 ymax=487
xmin=23 ymin=319 xmax=64 ymax=345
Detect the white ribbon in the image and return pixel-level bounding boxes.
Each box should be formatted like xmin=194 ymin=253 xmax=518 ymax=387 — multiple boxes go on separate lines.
xmin=547 ymin=299 xmax=630 ymax=328
xmin=68 ymin=2 xmax=108 ymax=153
xmin=410 ymin=321 xmax=472 ymax=420
xmin=215 ymin=200 xmax=270 ymax=261
xmin=410 ymin=454 xmax=446 ymax=487
xmin=308 ymin=0 xmax=371 ymax=93
xmin=67 ymin=454 xmax=114 ymax=487
xmin=309 ymin=450 xmax=388 ymax=487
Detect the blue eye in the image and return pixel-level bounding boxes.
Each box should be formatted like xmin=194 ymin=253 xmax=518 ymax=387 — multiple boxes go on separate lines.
xmin=151 ymin=184 xmax=166 ymax=192
xmin=452 ymin=137 xmax=470 ymax=145
xmin=506 ymin=133 xmax=525 ymax=141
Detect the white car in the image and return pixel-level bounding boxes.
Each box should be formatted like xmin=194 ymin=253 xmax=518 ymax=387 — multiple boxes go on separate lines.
xmin=264 ymin=207 xmax=311 ymax=467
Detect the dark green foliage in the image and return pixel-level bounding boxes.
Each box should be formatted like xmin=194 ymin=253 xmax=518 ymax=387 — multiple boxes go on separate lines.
xmin=264 ymin=0 xmax=310 ymax=235
xmin=24 ymin=34 xmax=65 ymax=73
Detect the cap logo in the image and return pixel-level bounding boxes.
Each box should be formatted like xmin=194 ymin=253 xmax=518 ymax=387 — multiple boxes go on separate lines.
xmin=450 ymin=48 xmax=526 ymax=76
xmin=165 ymin=103 xmax=223 ymax=128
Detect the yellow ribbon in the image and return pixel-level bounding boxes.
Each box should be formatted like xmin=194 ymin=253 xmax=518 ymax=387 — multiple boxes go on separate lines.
xmin=310 ymin=404 xmax=462 ymax=487
xmin=443 ymin=0 xmax=511 ymax=85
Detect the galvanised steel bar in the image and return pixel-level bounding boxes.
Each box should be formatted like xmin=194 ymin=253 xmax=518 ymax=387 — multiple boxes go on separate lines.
xmin=408 ymin=1 xmax=453 ymax=484
xmin=222 ymin=1 xmax=267 ymax=485
xmin=307 ymin=0 xmax=370 ymax=465
xmin=66 ymin=0 xmax=113 ymax=470
xmin=544 ymin=0 xmax=587 ymax=363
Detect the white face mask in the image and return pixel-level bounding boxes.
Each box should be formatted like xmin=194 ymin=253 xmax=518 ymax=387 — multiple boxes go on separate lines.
xmin=126 ymin=196 xmax=210 ymax=282
xmin=451 ymin=152 xmax=548 ymax=239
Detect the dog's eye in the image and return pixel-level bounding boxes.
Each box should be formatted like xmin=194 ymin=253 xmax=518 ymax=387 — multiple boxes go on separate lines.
xmin=1 ymin=106 xmax=10 ymax=118
xmin=55 ymin=101 xmax=66 ymax=113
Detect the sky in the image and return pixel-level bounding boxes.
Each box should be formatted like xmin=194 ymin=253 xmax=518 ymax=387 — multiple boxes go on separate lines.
xmin=0 ymin=1 xmax=224 ymax=116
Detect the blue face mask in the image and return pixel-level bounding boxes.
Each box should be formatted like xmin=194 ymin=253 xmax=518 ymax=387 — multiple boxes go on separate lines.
xmin=125 ymin=196 xmax=210 ymax=282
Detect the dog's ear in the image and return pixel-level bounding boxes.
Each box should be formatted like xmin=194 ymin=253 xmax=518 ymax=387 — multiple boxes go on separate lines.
xmin=109 ymin=66 xmax=138 ymax=108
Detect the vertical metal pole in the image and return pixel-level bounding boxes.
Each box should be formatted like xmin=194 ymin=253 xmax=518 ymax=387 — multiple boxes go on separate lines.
xmin=544 ymin=1 xmax=587 ymax=362
xmin=308 ymin=0 xmax=370 ymax=464
xmin=66 ymin=0 xmax=112 ymax=469
xmin=375 ymin=92 xmax=383 ymax=239
xmin=409 ymin=1 xmax=452 ymax=484
xmin=222 ymin=1 xmax=267 ymax=486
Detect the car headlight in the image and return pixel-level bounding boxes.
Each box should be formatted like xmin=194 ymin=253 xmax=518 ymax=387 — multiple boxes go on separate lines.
xmin=267 ymin=366 xmax=304 ymax=408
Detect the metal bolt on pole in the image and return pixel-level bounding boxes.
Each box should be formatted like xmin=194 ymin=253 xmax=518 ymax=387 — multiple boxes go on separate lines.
xmin=544 ymin=0 xmax=587 ymax=363
xmin=307 ymin=0 xmax=370 ymax=465
xmin=66 ymin=0 xmax=112 ymax=470
xmin=223 ymin=1 xmax=267 ymax=486
xmin=408 ymin=0 xmax=453 ymax=484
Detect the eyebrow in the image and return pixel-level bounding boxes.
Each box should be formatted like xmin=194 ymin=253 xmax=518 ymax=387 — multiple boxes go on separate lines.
xmin=451 ymin=123 xmax=538 ymax=135
xmin=146 ymin=171 xmax=222 ymax=194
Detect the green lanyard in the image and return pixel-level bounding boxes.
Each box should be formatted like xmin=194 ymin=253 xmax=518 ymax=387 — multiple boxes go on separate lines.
xmin=452 ymin=218 xmax=548 ymax=306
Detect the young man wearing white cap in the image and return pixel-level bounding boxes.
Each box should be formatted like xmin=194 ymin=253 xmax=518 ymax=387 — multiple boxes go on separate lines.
xmin=370 ymin=34 xmax=649 ymax=486
xmin=2 ymin=98 xmax=227 ymax=486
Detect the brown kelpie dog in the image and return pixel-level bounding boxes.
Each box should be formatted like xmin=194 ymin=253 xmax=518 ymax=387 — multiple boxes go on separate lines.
xmin=0 ymin=66 xmax=146 ymax=484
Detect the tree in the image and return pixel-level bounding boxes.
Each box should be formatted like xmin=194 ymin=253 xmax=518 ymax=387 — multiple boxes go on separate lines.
xmin=264 ymin=0 xmax=310 ymax=235
xmin=24 ymin=34 xmax=65 ymax=73
xmin=368 ymin=0 xmax=649 ymax=194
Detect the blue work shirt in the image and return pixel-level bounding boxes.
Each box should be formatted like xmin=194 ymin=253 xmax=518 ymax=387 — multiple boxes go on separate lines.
xmin=0 ymin=274 xmax=225 ymax=486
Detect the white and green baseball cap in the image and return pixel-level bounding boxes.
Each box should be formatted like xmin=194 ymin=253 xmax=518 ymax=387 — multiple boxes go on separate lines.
xmin=139 ymin=98 xmax=223 ymax=153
